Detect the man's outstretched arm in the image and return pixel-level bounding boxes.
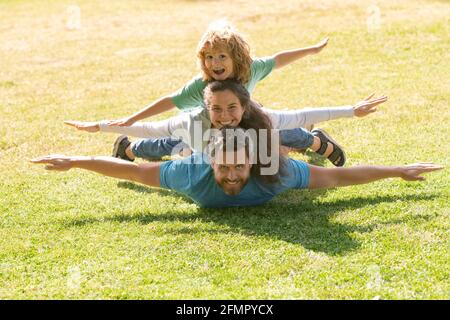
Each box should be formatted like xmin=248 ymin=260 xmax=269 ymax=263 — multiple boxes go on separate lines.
xmin=308 ymin=163 xmax=443 ymax=189
xmin=31 ymin=155 xmax=161 ymax=187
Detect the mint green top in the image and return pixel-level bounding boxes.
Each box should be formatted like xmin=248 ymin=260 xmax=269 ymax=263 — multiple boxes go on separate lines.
xmin=170 ymin=56 xmax=276 ymax=111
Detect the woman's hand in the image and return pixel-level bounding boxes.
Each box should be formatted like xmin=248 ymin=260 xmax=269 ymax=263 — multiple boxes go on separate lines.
xmin=106 ymin=117 xmax=136 ymax=127
xmin=353 ymin=93 xmax=388 ymax=117
xmin=64 ymin=120 xmax=100 ymax=132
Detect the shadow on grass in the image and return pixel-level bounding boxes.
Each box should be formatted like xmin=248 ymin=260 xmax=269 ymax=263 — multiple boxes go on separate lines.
xmin=64 ymin=152 xmax=437 ymax=255
xmin=303 ymin=149 xmax=327 ymax=167
xmin=62 ymin=183 xmax=437 ymax=255
xmin=117 ymin=181 xmax=174 ymax=196
xmin=117 ymin=180 xmax=195 ymax=204
xmin=287 ymin=149 xmax=327 ymax=168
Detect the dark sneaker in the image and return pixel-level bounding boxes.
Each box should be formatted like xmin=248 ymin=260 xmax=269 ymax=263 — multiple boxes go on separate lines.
xmin=311 ymin=128 xmax=346 ymax=167
xmin=112 ymin=135 xmax=134 ymax=162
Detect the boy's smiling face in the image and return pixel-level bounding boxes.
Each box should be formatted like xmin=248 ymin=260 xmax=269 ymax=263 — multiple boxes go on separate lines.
xmin=203 ymin=45 xmax=235 ymax=80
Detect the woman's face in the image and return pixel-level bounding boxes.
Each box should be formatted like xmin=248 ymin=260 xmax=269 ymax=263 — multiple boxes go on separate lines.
xmin=207 ymin=89 xmax=245 ymax=129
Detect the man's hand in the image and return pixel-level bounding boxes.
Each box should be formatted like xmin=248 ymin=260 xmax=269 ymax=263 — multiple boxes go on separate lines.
xmin=106 ymin=117 xmax=136 ymax=127
xmin=31 ymin=155 xmax=162 ymax=187
xmin=309 ymin=162 xmax=443 ymax=189
xmin=312 ymin=37 xmax=329 ymax=54
xmin=399 ymin=163 xmax=443 ymax=181
xmin=31 ymin=155 xmax=75 ymax=171
xmin=64 ymin=120 xmax=100 ymax=132
xmin=353 ymin=93 xmax=388 ymax=117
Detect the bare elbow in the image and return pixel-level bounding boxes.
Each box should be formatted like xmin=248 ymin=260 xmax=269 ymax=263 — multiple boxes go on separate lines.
xmin=136 ymin=163 xmax=161 ymax=187
xmin=308 ymin=166 xmax=339 ymax=189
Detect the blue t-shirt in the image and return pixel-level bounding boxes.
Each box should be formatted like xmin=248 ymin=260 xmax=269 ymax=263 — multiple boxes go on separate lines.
xmin=170 ymin=56 xmax=275 ymax=111
xmin=159 ymin=153 xmax=310 ymax=208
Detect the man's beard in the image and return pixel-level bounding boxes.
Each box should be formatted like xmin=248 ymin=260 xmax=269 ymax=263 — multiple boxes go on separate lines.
xmin=216 ymin=178 xmax=248 ymax=196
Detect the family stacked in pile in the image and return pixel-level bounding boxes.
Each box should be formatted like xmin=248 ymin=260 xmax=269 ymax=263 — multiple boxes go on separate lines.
xmin=32 ymin=22 xmax=441 ymax=207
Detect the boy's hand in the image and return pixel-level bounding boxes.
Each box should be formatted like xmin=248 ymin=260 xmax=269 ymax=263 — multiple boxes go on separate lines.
xmin=31 ymin=155 xmax=74 ymax=171
xmin=64 ymin=120 xmax=100 ymax=132
xmin=107 ymin=117 xmax=136 ymax=127
xmin=312 ymin=37 xmax=329 ymax=54
xmin=398 ymin=163 xmax=443 ymax=181
xmin=353 ymin=93 xmax=388 ymax=117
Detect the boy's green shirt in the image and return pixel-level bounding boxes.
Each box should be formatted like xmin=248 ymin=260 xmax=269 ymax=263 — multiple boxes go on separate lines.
xmin=170 ymin=56 xmax=275 ymax=111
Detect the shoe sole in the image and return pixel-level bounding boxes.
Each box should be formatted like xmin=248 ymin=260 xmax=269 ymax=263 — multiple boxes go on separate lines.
xmin=312 ymin=128 xmax=346 ymax=166
xmin=112 ymin=135 xmax=128 ymax=157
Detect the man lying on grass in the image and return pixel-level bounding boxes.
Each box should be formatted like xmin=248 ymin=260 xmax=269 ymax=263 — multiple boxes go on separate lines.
xmin=31 ymin=127 xmax=442 ymax=208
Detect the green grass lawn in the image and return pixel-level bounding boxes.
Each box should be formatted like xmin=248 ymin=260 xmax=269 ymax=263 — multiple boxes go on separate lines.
xmin=0 ymin=0 xmax=449 ymax=299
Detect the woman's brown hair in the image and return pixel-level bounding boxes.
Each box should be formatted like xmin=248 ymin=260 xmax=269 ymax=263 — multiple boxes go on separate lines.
xmin=204 ymin=80 xmax=285 ymax=184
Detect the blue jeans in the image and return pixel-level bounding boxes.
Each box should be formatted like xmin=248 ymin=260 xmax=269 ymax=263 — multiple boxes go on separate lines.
xmin=131 ymin=137 xmax=190 ymax=159
xmin=131 ymin=128 xmax=314 ymax=159
xmin=279 ymin=127 xmax=314 ymax=149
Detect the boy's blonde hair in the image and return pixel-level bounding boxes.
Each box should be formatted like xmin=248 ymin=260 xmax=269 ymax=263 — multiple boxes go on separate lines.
xmin=197 ymin=20 xmax=252 ymax=84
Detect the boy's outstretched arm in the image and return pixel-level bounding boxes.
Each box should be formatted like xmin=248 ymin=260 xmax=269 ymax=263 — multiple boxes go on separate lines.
xmin=273 ymin=37 xmax=328 ymax=69
xmin=31 ymin=155 xmax=161 ymax=187
xmin=308 ymin=163 xmax=443 ymax=189
xmin=108 ymin=95 xmax=176 ymax=127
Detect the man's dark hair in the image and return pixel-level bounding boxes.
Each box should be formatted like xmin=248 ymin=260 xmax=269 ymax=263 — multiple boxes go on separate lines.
xmin=209 ymin=126 xmax=285 ymax=184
